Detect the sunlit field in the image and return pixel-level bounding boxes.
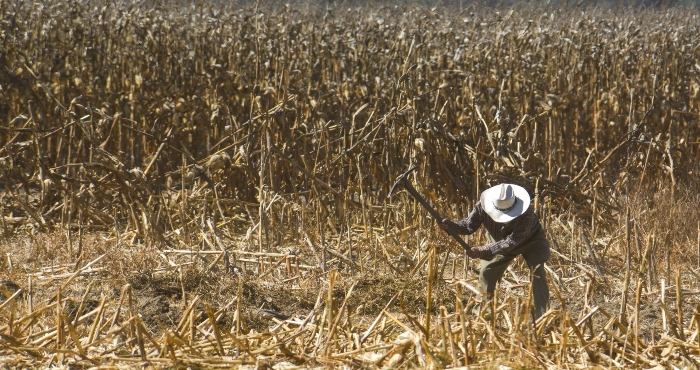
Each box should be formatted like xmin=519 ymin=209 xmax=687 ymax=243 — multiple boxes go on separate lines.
xmin=2 ymin=0 xmax=700 ymax=367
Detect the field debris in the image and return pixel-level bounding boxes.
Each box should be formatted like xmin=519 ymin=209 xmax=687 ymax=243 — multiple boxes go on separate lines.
xmin=2 ymin=0 xmax=700 ymax=368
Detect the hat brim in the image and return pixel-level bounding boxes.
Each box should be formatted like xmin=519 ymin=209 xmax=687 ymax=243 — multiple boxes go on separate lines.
xmin=480 ymin=184 xmax=531 ymax=223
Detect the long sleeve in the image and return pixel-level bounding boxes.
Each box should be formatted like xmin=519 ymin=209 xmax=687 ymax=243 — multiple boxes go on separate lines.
xmin=450 ymin=201 xmax=486 ymax=235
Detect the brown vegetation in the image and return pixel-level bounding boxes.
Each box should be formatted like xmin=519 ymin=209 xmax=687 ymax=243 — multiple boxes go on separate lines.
xmin=1 ymin=0 xmax=700 ymax=367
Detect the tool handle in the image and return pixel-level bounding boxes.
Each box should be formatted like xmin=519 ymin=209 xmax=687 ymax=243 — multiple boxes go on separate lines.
xmin=403 ymin=184 xmax=471 ymax=251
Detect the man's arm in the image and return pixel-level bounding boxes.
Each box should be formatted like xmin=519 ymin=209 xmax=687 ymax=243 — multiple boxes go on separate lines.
xmin=440 ymin=201 xmax=485 ymax=236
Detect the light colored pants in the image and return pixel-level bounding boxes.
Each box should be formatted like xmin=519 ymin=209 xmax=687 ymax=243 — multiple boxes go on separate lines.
xmin=478 ymin=227 xmax=550 ymax=319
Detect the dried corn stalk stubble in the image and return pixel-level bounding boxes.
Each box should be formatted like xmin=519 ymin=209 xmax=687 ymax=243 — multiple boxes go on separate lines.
xmin=1 ymin=0 xmax=700 ymax=367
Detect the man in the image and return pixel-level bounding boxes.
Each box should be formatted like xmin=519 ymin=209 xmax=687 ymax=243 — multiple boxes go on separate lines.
xmin=438 ymin=183 xmax=550 ymax=319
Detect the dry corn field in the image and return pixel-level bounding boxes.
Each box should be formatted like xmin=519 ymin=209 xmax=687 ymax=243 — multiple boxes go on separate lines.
xmin=2 ymin=0 xmax=700 ymax=368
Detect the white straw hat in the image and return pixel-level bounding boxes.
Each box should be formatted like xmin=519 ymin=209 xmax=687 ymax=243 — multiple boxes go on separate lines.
xmin=480 ymin=184 xmax=531 ymax=223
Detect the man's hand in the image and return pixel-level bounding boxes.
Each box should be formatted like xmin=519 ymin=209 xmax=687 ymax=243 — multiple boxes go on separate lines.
xmin=437 ymin=218 xmax=454 ymax=231
xmin=466 ymin=247 xmax=479 ymax=259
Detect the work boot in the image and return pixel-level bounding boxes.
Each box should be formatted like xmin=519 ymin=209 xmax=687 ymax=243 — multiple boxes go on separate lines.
xmin=470 ymin=301 xmax=493 ymax=321
xmin=534 ymin=304 xmax=550 ymax=322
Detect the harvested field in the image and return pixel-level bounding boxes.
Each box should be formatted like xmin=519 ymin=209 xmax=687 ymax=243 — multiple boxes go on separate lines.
xmin=2 ymin=0 xmax=700 ymax=368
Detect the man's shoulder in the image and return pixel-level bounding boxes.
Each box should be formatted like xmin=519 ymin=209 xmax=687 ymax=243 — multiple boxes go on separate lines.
xmin=520 ymin=205 xmax=540 ymax=223
xmin=512 ymin=205 xmax=538 ymax=222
